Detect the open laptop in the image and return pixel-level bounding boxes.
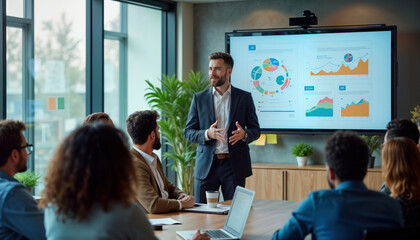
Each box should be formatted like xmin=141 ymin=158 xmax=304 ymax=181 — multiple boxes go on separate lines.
xmin=177 ymin=186 xmax=255 ymax=240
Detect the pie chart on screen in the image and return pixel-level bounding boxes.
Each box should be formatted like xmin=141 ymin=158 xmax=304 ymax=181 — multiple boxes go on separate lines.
xmin=263 ymin=58 xmax=279 ymax=72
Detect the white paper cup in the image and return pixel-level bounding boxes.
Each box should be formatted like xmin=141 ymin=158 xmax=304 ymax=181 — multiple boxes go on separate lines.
xmin=206 ymin=190 xmax=219 ymax=208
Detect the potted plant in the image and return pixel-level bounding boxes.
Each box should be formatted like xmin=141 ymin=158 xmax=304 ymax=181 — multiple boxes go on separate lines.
xmin=292 ymin=141 xmax=313 ymax=166
xmin=145 ymin=71 xmax=210 ymax=195
xmin=411 ymin=105 xmax=420 ymax=126
xmin=14 ymin=170 xmax=42 ymax=193
xmin=360 ymin=135 xmax=381 ymax=168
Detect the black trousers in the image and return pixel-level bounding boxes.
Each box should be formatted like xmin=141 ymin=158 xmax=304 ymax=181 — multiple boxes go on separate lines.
xmin=194 ymin=156 xmax=245 ymax=203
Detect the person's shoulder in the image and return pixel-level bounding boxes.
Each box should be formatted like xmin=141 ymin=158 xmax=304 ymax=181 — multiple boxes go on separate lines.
xmin=308 ymin=188 xmax=337 ymax=199
xmin=3 ymin=182 xmax=39 ymax=211
xmin=195 ymin=88 xmax=211 ymax=97
xmin=366 ymin=188 xmax=398 ymax=201
xmin=130 ymin=150 xmax=147 ymax=164
xmin=231 ymin=85 xmax=251 ymax=96
xmin=0 ymin=177 xmax=22 ymax=191
xmin=0 ymin=178 xmax=28 ymax=199
xmin=109 ymin=202 xmax=147 ymax=221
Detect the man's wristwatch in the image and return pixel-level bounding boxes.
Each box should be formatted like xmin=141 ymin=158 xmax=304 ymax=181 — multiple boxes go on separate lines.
xmin=243 ymin=132 xmax=248 ymax=140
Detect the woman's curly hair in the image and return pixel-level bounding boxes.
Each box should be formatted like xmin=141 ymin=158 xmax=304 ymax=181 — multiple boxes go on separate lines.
xmin=39 ymin=123 xmax=138 ymax=222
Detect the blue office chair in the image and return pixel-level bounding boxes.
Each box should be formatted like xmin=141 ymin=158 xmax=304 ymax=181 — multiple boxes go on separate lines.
xmin=363 ymin=225 xmax=420 ymax=240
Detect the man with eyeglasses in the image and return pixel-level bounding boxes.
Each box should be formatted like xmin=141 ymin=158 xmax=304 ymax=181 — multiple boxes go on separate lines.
xmin=0 ymin=120 xmax=45 ymax=240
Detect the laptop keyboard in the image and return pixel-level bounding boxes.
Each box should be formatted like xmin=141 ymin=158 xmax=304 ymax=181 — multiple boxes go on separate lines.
xmin=203 ymin=229 xmax=232 ymax=239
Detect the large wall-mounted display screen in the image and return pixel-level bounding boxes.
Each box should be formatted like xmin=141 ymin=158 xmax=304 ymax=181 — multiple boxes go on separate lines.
xmin=226 ymin=26 xmax=396 ymax=133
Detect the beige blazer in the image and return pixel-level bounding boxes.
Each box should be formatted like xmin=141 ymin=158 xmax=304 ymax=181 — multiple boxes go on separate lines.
xmin=131 ymin=148 xmax=184 ymax=214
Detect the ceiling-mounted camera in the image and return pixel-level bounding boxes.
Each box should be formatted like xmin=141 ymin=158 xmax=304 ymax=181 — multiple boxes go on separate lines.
xmin=289 ymin=10 xmax=318 ymax=29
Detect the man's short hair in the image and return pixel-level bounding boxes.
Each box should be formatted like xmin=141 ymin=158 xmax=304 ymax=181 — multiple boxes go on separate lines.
xmin=386 ymin=119 xmax=419 ymax=144
xmin=209 ymin=52 xmax=234 ymax=69
xmin=325 ymin=131 xmax=369 ymax=181
xmin=126 ymin=110 xmax=159 ymax=145
xmin=0 ymin=120 xmax=26 ymax=167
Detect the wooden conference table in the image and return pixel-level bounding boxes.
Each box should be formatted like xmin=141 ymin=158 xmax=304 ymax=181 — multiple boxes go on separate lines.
xmin=148 ymin=199 xmax=300 ymax=240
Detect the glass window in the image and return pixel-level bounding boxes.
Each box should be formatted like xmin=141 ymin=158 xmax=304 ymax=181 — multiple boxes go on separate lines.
xmin=104 ymin=0 xmax=121 ymax=32
xmin=126 ymin=5 xmax=162 ymax=116
xmin=6 ymin=27 xmax=23 ymax=121
xmin=6 ymin=0 xmax=24 ymax=18
xmin=33 ymin=0 xmax=86 ymax=194
xmin=104 ymin=1 xmax=162 ymax=127
xmin=104 ymin=39 xmax=121 ymax=126
xmin=104 ymin=0 xmax=162 ymax=158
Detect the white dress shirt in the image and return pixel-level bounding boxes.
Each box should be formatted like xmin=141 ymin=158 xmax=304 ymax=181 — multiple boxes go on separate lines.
xmin=205 ymin=85 xmax=231 ymax=154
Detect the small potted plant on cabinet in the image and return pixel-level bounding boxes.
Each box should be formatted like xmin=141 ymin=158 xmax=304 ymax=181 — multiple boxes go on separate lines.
xmin=292 ymin=141 xmax=313 ymax=166
xmin=360 ymin=135 xmax=381 ymax=168
xmin=14 ymin=170 xmax=42 ymax=193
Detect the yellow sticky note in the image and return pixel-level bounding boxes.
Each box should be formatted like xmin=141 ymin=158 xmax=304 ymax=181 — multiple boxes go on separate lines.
xmin=267 ymin=134 xmax=277 ymax=144
xmin=249 ymin=140 xmax=257 ymax=145
xmin=256 ymin=134 xmax=266 ymax=146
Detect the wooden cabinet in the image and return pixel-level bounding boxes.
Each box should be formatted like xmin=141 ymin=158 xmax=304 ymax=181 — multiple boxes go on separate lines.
xmin=246 ymin=163 xmax=383 ymax=201
xmin=284 ymin=169 xmax=329 ymax=201
xmin=246 ymin=168 xmax=284 ymax=200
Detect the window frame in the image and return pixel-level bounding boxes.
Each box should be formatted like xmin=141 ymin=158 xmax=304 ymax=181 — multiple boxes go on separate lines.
xmin=1 ymin=0 xmax=176 ymax=183
xmin=4 ymin=0 xmax=35 ymax=171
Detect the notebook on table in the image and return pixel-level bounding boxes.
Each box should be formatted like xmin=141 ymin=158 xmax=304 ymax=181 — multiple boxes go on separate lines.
xmin=182 ymin=203 xmax=230 ymax=215
xmin=176 ymin=186 xmax=255 ymax=240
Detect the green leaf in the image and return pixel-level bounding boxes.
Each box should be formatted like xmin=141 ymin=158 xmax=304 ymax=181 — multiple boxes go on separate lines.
xmin=14 ymin=170 xmax=42 ymax=188
xmin=360 ymin=135 xmax=381 ymax=156
xmin=292 ymin=141 xmax=313 ymax=157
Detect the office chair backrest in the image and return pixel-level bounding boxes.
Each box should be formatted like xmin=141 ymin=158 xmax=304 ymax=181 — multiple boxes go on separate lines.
xmin=363 ymin=225 xmax=420 ymax=240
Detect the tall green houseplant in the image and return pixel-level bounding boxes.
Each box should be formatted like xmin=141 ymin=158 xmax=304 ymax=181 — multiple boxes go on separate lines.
xmin=145 ymin=71 xmax=210 ymax=195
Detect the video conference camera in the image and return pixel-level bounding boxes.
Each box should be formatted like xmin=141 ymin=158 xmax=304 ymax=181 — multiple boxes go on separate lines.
xmin=289 ymin=10 xmax=318 ymax=29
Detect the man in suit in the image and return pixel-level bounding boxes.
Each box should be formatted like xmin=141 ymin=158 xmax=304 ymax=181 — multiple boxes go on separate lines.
xmin=185 ymin=52 xmax=260 ymax=203
xmin=126 ymin=110 xmax=195 ymax=213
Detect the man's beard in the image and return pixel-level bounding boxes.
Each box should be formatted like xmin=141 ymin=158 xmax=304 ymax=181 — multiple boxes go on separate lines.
xmin=153 ymin=136 xmax=161 ymax=150
xmin=210 ymin=73 xmax=227 ymax=87
xmin=16 ymin=154 xmax=27 ymax=173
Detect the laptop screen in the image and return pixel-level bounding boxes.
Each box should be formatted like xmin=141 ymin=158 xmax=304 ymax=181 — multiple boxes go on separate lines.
xmin=224 ymin=187 xmax=255 ymax=237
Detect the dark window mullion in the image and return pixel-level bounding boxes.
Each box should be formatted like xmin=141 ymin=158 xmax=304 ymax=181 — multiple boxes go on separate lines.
xmin=86 ymin=0 xmax=105 ymax=114
xmin=23 ymin=0 xmax=35 ymax=172
xmin=118 ymin=3 xmax=127 ymax=129
xmin=0 ymin=0 xmax=6 ymax=119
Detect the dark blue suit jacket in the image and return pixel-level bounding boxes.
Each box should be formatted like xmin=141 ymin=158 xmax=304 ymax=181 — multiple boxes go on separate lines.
xmin=184 ymin=86 xmax=260 ymax=180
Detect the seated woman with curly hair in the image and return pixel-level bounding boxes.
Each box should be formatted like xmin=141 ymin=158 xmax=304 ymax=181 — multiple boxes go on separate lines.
xmin=382 ymin=137 xmax=420 ymax=227
xmin=39 ymin=124 xmax=208 ymax=240
xmin=39 ymin=124 xmax=156 ymax=239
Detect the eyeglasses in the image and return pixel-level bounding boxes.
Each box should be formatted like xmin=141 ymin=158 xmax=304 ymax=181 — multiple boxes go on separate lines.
xmin=15 ymin=144 xmax=34 ymax=155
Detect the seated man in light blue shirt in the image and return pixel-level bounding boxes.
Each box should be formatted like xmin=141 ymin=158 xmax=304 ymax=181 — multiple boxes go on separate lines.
xmin=272 ymin=131 xmax=403 ymax=240
xmin=0 ymin=120 xmax=45 ymax=240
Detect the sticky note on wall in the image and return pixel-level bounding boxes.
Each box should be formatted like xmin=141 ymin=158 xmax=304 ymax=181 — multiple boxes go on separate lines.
xmin=57 ymin=97 xmax=65 ymax=110
xmin=256 ymin=134 xmax=266 ymax=146
xmin=48 ymin=97 xmax=56 ymax=110
xmin=48 ymin=97 xmax=65 ymax=110
xmin=267 ymin=134 xmax=277 ymax=144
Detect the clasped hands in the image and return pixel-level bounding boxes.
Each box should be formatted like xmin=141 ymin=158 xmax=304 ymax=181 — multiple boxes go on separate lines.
xmin=178 ymin=194 xmax=195 ymax=208
xmin=207 ymin=120 xmax=245 ymax=145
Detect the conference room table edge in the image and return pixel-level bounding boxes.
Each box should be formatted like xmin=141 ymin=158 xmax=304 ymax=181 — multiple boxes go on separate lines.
xmin=148 ymin=199 xmax=300 ymax=240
